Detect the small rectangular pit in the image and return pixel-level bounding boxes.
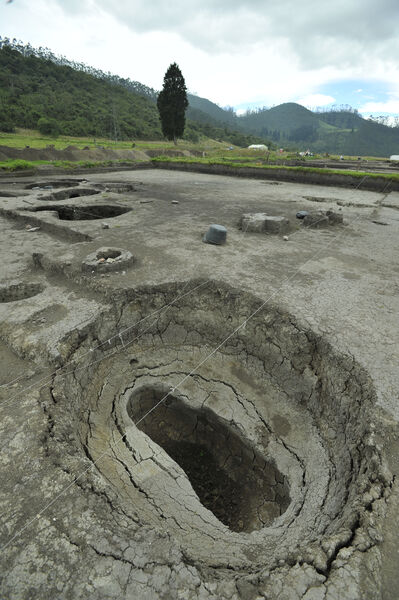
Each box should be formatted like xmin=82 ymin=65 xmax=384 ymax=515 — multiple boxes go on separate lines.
xmin=31 ymin=204 xmax=131 ymax=220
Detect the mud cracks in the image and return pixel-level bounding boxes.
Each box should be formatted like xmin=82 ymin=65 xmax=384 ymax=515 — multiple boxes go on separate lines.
xmin=48 ymin=281 xmax=390 ymax=578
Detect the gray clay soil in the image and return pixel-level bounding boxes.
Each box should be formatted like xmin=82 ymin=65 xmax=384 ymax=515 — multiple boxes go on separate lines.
xmin=0 ymin=168 xmax=398 ymax=599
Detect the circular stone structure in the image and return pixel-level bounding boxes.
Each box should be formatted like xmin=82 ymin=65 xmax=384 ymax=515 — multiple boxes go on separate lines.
xmin=47 ymin=281 xmax=391 ymax=595
xmin=82 ymin=247 xmax=134 ymax=273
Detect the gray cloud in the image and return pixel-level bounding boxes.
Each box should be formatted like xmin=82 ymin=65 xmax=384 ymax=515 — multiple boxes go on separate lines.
xmin=54 ymin=0 xmax=94 ymax=16
xmin=52 ymin=0 xmax=399 ymax=70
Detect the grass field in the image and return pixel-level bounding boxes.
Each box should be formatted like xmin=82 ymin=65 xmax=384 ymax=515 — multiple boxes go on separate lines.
xmin=0 ymin=158 xmax=142 ymax=171
xmin=0 ymin=129 xmax=394 ymax=174
xmin=0 ymin=128 xmax=220 ymax=152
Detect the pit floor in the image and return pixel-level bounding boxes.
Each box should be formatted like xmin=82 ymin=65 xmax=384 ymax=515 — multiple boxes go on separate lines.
xmin=0 ymin=168 xmax=398 ymax=599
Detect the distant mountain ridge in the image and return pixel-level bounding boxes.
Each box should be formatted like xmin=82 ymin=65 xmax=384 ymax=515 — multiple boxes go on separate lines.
xmin=1 ymin=37 xmax=399 ymax=155
xmin=189 ymin=98 xmax=399 ymax=156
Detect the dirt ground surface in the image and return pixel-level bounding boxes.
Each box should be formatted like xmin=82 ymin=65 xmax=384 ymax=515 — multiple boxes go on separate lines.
xmin=0 ymin=168 xmax=398 ymax=600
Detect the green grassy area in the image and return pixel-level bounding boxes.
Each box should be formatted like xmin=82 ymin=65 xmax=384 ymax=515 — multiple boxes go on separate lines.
xmin=0 ymin=159 xmax=48 ymax=170
xmin=0 ymin=158 xmax=143 ymax=171
xmin=0 ymin=129 xmax=389 ymax=161
xmin=0 ymin=128 xmax=227 ymax=152
xmin=0 ymin=130 xmax=394 ymax=179
xmin=0 ymin=129 xmax=168 ymax=151
xmin=0 ymin=130 xmax=129 ymax=150
xmin=195 ymin=146 xmax=388 ymax=163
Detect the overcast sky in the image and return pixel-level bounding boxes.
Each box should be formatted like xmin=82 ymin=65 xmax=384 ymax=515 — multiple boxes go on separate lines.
xmin=2 ymin=0 xmax=399 ymax=116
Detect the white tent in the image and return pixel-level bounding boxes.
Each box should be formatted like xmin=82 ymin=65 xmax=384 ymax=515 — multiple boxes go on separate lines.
xmin=248 ymin=144 xmax=268 ymax=150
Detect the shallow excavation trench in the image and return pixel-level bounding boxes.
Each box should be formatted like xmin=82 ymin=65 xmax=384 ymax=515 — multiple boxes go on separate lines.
xmin=31 ymin=204 xmax=131 ymax=220
xmin=46 ymin=280 xmax=391 ymax=588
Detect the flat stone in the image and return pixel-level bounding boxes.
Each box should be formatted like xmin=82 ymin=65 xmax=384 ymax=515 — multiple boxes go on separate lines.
xmin=241 ymin=213 xmax=269 ymax=233
xmin=264 ymin=215 xmax=291 ymax=234
xmin=241 ymin=213 xmax=291 ymax=234
xmin=302 ymin=211 xmax=330 ymax=228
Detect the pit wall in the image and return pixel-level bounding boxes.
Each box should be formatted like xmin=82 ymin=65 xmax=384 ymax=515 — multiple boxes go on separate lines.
xmin=46 ymin=280 xmax=391 ymax=586
xmin=1 ymin=157 xmax=398 ymax=190
xmin=151 ymin=161 xmax=399 ymax=192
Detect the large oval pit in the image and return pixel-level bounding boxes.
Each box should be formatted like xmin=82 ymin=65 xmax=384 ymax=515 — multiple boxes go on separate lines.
xmin=48 ymin=280 xmax=390 ymax=575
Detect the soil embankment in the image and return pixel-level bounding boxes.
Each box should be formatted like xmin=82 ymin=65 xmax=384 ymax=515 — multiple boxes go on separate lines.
xmin=1 ymin=145 xmax=399 ymax=192
xmin=0 ymin=144 xmax=196 ymax=163
xmin=153 ymin=160 xmax=399 ymax=192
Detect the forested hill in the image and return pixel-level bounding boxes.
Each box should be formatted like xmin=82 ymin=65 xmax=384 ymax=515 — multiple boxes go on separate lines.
xmin=187 ymin=94 xmax=237 ymax=127
xmin=0 ymin=44 xmax=162 ymax=139
xmin=238 ymin=103 xmax=399 ymax=156
xmin=0 ymin=42 xmax=267 ymax=147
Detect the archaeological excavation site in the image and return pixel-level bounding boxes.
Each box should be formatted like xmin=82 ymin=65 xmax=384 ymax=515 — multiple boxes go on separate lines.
xmin=0 ymin=166 xmax=398 ymax=600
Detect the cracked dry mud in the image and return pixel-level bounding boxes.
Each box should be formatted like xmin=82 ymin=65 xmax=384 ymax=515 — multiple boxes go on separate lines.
xmin=0 ymin=169 xmax=399 ymax=600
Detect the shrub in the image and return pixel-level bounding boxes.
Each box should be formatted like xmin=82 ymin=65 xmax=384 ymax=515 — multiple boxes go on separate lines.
xmin=0 ymin=118 xmax=15 ymax=133
xmin=37 ymin=117 xmax=59 ymax=136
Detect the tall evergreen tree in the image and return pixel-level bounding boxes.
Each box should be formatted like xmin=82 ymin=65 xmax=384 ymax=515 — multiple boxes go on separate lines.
xmin=157 ymin=63 xmax=188 ymax=144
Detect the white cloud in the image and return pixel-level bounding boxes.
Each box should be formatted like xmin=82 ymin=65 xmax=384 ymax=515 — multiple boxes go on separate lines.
xmin=296 ymin=94 xmax=336 ymax=108
xmin=359 ymin=100 xmax=399 ymax=115
xmin=1 ymin=0 xmax=399 ymax=112
xmin=75 ymin=0 xmax=399 ymax=70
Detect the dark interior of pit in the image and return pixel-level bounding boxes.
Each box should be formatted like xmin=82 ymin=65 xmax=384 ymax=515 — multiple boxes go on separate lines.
xmin=0 ymin=191 xmax=28 ymax=197
xmin=96 ymin=249 xmax=121 ymax=259
xmin=0 ymin=282 xmax=44 ymax=303
xmin=31 ymin=204 xmax=131 ymax=220
xmin=128 ymin=386 xmax=290 ymax=532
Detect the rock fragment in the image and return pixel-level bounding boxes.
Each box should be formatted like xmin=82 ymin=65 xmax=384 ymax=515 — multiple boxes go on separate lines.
xmin=302 ymin=212 xmax=330 ymax=228
xmin=302 ymin=210 xmax=343 ymax=227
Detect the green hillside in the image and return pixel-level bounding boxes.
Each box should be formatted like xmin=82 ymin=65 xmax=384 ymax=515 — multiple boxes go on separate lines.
xmin=238 ymin=103 xmax=320 ymax=144
xmin=0 ymin=43 xmax=268 ymax=148
xmin=0 ymin=44 xmax=162 ymax=139
xmin=237 ymin=103 xmax=399 ymax=156
xmin=317 ymin=110 xmax=361 ymax=129
xmin=240 ymin=103 xmax=316 ymax=133
xmin=187 ymin=94 xmax=237 ymax=127
xmin=318 ymin=114 xmax=399 ymax=156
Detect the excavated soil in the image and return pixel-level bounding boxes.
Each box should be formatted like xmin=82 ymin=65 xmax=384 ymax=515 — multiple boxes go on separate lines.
xmin=0 ymin=169 xmax=398 ymax=600
xmin=45 ymin=281 xmax=389 ymax=576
